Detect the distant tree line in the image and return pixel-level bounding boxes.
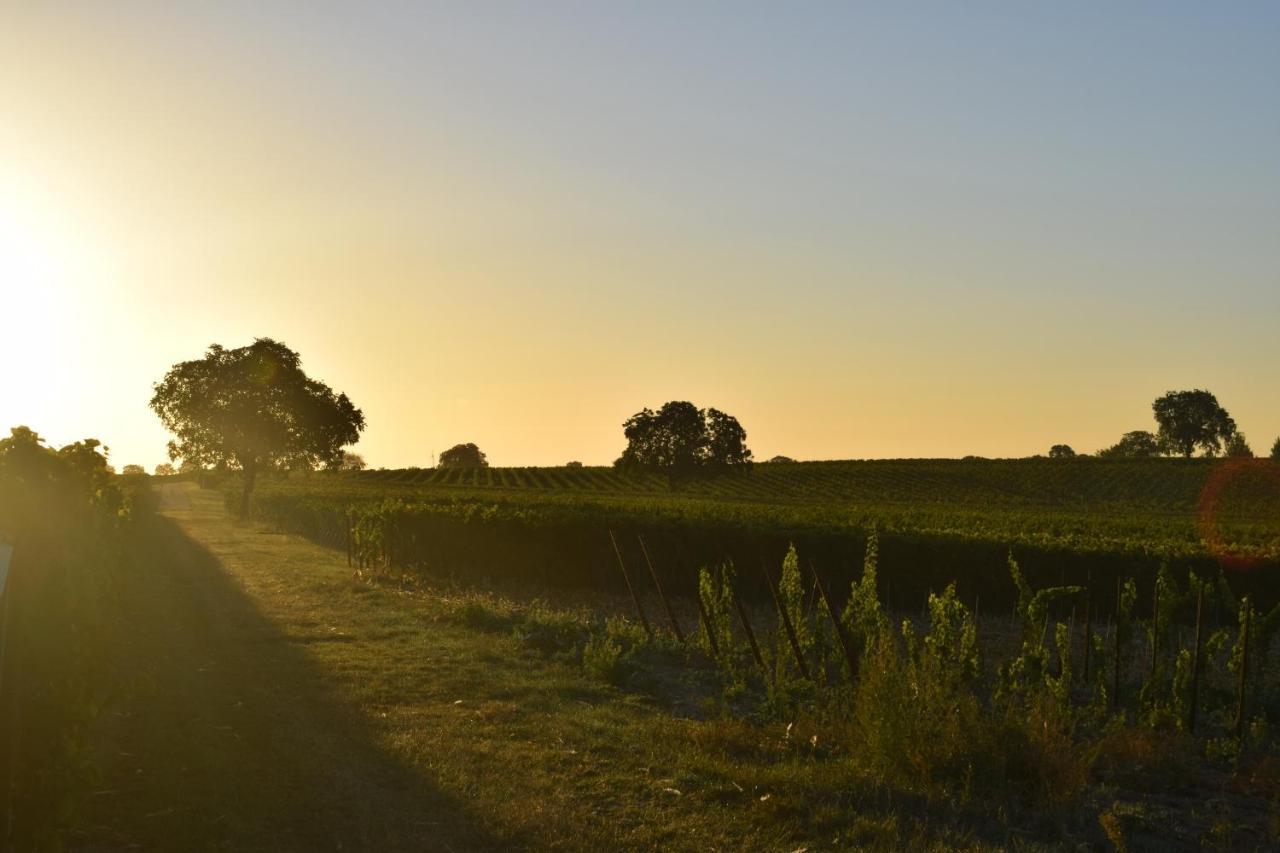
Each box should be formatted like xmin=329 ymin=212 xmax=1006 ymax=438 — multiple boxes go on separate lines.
xmin=146 ymin=340 xmax=1277 ymax=500
xmin=1051 ymin=389 xmax=1278 ymax=460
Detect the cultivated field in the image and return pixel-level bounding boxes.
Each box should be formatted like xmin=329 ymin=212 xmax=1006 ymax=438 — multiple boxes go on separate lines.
xmin=245 ymin=458 xmax=1280 ymax=611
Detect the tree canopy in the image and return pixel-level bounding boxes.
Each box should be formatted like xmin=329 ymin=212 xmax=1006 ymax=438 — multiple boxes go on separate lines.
xmin=338 ymin=451 xmax=367 ymax=471
xmin=0 ymin=427 xmax=119 ymax=540
xmin=1048 ymin=444 xmax=1076 ymax=459
xmin=438 ymin=443 xmax=488 ymax=468
xmin=1273 ymin=437 xmax=1280 ymax=460
xmin=616 ymin=401 xmax=752 ymax=478
xmin=150 ymin=338 xmax=364 ymax=517
xmin=1224 ymin=433 xmax=1254 ymax=458
xmin=1152 ymin=390 xmax=1236 ymax=458
xmin=1097 ymin=430 xmax=1161 ymax=459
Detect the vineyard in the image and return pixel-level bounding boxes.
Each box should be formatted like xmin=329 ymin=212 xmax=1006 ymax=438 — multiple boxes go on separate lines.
xmin=240 ymin=458 xmax=1280 ymax=611
xmin=232 ymin=465 xmax=1280 ymax=846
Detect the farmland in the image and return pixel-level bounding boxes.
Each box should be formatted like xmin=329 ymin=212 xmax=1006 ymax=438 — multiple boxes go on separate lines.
xmin=244 ymin=458 xmax=1280 ymax=610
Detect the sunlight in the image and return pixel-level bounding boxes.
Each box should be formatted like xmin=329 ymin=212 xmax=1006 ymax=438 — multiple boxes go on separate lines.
xmin=0 ymin=171 xmax=89 ymax=433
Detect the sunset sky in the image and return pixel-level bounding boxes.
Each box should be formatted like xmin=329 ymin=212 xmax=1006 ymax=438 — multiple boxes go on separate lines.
xmin=3 ymin=3 xmax=1278 ymax=469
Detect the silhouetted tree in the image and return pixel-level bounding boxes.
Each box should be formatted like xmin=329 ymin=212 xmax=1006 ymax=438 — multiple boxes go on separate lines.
xmin=766 ymin=455 xmax=796 ymax=464
xmin=1272 ymin=437 xmax=1280 ymax=460
xmin=1048 ymin=444 xmax=1076 ymax=459
xmin=1225 ymin=433 xmax=1254 ymax=458
xmin=439 ymin=443 xmax=488 ymax=468
xmin=1097 ymin=430 xmax=1162 ymax=459
xmin=565 ymin=460 xmax=583 ymax=468
xmin=706 ymin=408 xmax=752 ymax=468
xmin=154 ymin=463 xmax=176 ymax=476
xmin=616 ymin=401 xmax=752 ymax=480
xmin=121 ymin=464 xmax=146 ymax=476
xmin=150 ymin=338 xmax=364 ymax=518
xmin=1152 ymin=390 xmax=1236 ymax=458
xmin=337 ymin=451 xmax=367 ymax=471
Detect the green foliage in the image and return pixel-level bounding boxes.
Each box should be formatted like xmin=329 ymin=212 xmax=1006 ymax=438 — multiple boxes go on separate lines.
xmin=247 ymin=457 xmax=1280 ymax=565
xmin=438 ymin=443 xmax=487 ymax=468
xmin=772 ymin=543 xmax=810 ymax=682
xmin=512 ymin=603 xmax=586 ymax=657
xmin=1152 ymin=389 xmax=1236 ymax=458
xmin=0 ymin=425 xmax=147 ymax=846
xmin=852 ymin=588 xmax=1012 ymax=804
xmin=582 ymin=633 xmax=630 ymax=685
xmin=999 ymin=554 xmax=1083 ymax=703
xmin=841 ymin=532 xmax=887 ymax=663
xmin=921 ymin=583 xmax=980 ymax=688
xmin=698 ymin=561 xmax=737 ymax=665
xmin=616 ymin=401 xmax=752 ymax=476
xmin=1224 ymin=432 xmax=1254 ymax=458
xmin=1097 ymin=430 xmax=1162 ymax=459
xmin=150 ymin=338 xmax=364 ymax=516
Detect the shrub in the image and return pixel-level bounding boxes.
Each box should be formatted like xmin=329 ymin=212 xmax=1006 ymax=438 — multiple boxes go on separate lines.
xmin=582 ymin=634 xmax=631 ymax=685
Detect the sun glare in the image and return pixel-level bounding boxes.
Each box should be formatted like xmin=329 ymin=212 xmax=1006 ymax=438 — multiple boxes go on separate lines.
xmin=0 ymin=176 xmax=89 ymax=435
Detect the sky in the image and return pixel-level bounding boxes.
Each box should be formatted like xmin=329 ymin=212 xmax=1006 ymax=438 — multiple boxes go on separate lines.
xmin=2 ymin=3 xmax=1278 ymax=469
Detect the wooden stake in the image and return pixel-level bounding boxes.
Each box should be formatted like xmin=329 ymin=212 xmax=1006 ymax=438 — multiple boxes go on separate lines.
xmin=609 ymin=530 xmax=653 ymax=640
xmin=1149 ymin=578 xmax=1160 ymax=687
xmin=1189 ymin=587 xmax=1204 ymax=733
xmin=762 ymin=559 xmax=810 ymax=681
xmin=1112 ymin=575 xmax=1123 ymax=711
xmin=1082 ymin=584 xmax=1092 ymax=683
xmin=695 ymin=584 xmax=720 ymax=659
xmin=1235 ymin=595 xmax=1252 ymax=738
xmin=731 ymin=585 xmax=769 ymax=679
xmin=812 ymin=561 xmax=858 ymax=682
xmin=638 ymin=534 xmax=684 ymax=642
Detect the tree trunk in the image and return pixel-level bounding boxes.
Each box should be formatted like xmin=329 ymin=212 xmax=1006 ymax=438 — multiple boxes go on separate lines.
xmin=239 ymin=458 xmax=257 ymax=519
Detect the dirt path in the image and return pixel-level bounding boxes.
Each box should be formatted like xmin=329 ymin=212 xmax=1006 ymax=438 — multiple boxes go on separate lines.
xmin=76 ymin=483 xmax=511 ymax=851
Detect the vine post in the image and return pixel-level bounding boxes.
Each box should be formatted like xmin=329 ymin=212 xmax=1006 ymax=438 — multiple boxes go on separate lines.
xmin=638 ymin=534 xmax=684 ymax=642
xmin=1188 ymin=586 xmax=1203 ymax=733
xmin=761 ymin=558 xmax=810 ymax=681
xmin=608 ymin=530 xmax=653 ymax=640
xmin=1235 ymin=595 xmax=1252 ymax=739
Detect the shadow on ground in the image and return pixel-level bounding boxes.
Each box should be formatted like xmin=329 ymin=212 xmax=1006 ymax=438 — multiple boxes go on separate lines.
xmin=76 ymin=511 xmax=515 ymax=852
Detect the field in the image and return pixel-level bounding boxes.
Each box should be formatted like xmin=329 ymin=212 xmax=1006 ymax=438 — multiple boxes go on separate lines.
xmin=245 ymin=458 xmax=1280 ymax=610
xmin=73 ymin=485 xmax=1280 ymax=849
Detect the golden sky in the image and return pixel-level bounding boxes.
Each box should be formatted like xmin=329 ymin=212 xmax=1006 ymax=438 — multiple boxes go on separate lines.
xmin=3 ymin=4 xmax=1278 ymax=468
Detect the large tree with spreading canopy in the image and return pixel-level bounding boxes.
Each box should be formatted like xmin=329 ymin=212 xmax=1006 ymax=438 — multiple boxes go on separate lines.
xmin=150 ymin=338 xmax=364 ymax=517
xmin=1152 ymin=389 xmax=1236 ymax=458
xmin=616 ymin=401 xmax=752 ymax=482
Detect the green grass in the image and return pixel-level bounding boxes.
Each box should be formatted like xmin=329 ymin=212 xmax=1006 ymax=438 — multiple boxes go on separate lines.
xmin=70 ymin=483 xmax=1280 ymax=850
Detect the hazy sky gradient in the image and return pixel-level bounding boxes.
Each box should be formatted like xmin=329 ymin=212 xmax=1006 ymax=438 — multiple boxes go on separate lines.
xmin=3 ymin=3 xmax=1278 ymax=468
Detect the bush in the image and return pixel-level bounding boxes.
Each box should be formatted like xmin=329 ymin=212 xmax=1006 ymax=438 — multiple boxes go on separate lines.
xmin=582 ymin=634 xmax=631 ymax=685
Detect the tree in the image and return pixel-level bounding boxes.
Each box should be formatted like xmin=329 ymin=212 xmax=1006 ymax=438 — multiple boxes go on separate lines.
xmin=766 ymin=455 xmax=796 ymax=464
xmin=337 ymin=451 xmax=367 ymax=471
xmin=705 ymin=408 xmax=753 ymax=468
xmin=438 ymin=443 xmax=487 ymax=468
xmin=615 ymin=401 xmax=752 ymax=479
xmin=1152 ymin=390 xmax=1236 ymax=458
xmin=154 ymin=463 xmax=176 ymax=476
xmin=1273 ymin=437 xmax=1280 ymax=460
xmin=1097 ymin=430 xmax=1162 ymax=459
xmin=150 ymin=338 xmax=364 ymax=518
xmin=121 ymin=464 xmax=147 ymax=476
xmin=1224 ymin=433 xmax=1254 ymax=458
xmin=1048 ymin=444 xmax=1076 ymax=459
xmin=565 ymin=460 xmax=584 ymax=468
